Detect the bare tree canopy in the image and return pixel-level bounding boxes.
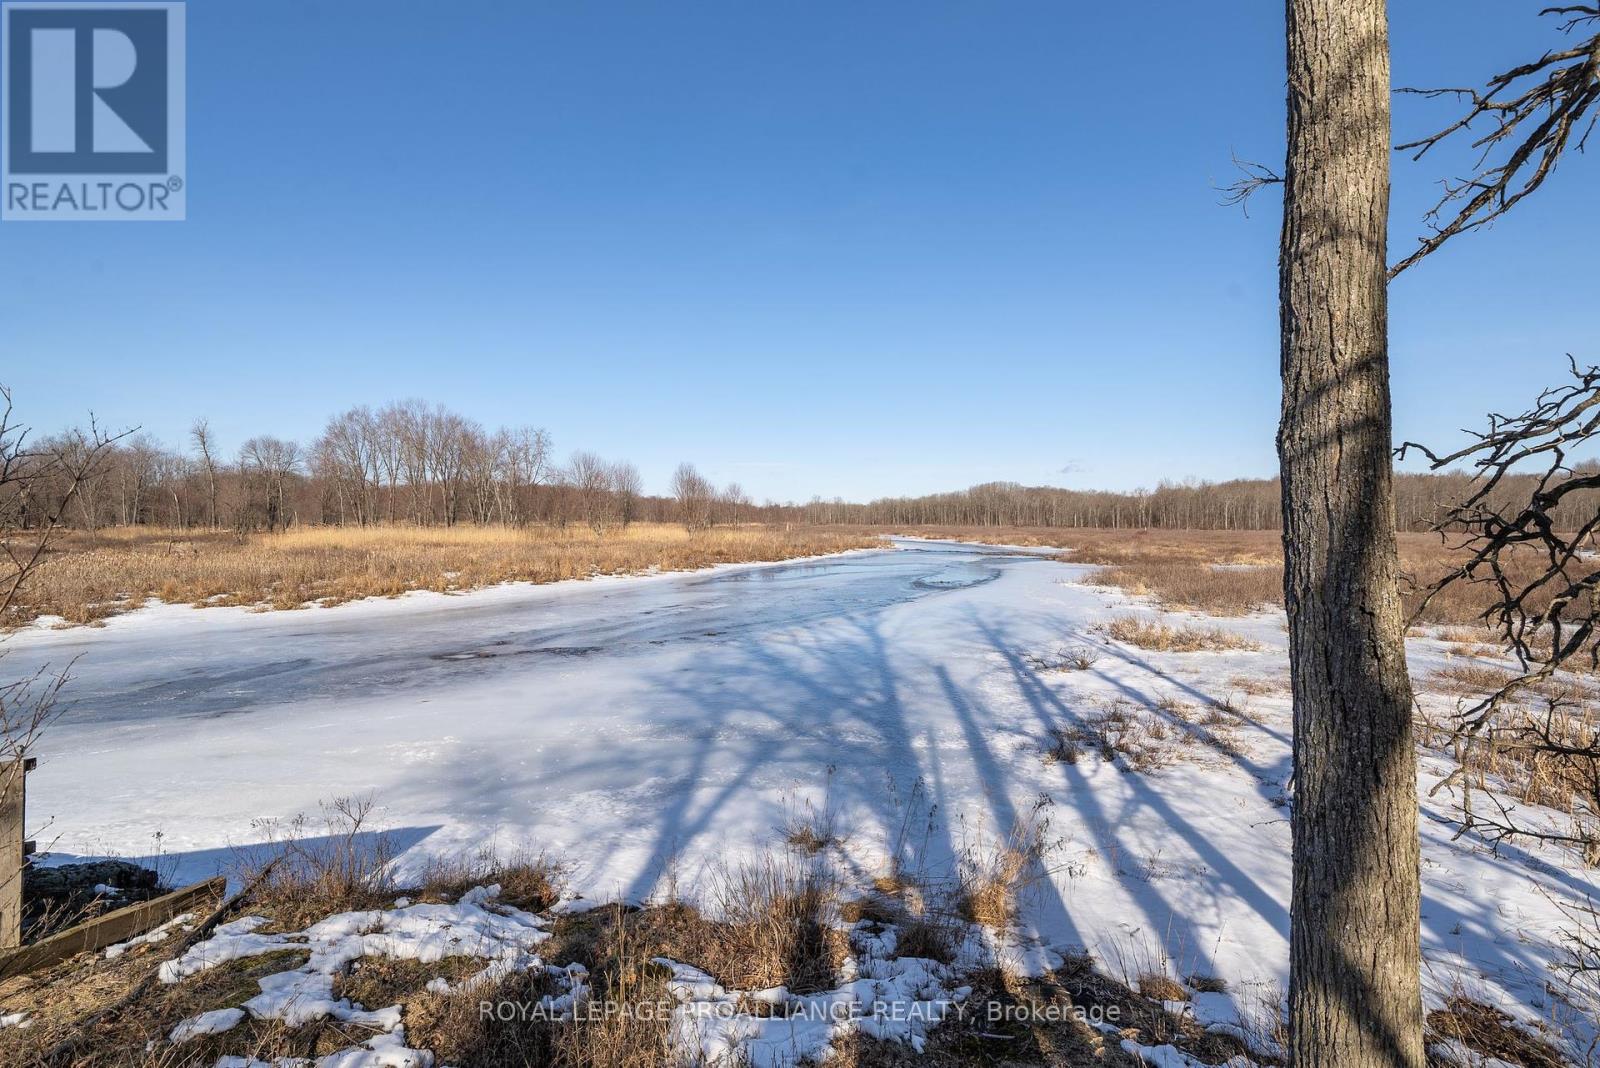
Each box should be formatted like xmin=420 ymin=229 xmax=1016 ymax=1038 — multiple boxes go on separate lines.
xmin=672 ymin=462 xmax=715 ymax=532
xmin=1401 ymin=358 xmax=1600 ymax=723
xmin=1 ymin=387 xmax=128 ymax=618
xmin=1399 ymin=358 xmax=1600 ymax=864
xmin=1390 ymin=5 xmax=1600 ymax=277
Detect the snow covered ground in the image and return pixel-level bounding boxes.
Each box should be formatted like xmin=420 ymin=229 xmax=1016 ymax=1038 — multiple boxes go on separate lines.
xmin=3 ymin=539 xmax=1595 ymax=1051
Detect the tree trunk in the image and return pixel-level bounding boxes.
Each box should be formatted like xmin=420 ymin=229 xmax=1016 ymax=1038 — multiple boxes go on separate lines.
xmin=1278 ymin=3 xmax=1422 ymax=1068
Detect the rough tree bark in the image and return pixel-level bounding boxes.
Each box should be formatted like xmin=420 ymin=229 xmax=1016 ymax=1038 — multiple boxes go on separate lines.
xmin=1278 ymin=3 xmax=1423 ymax=1068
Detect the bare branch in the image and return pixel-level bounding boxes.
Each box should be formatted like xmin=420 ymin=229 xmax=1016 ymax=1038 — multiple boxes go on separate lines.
xmin=1216 ymin=152 xmax=1284 ymax=217
xmin=1390 ymin=9 xmax=1599 ymax=277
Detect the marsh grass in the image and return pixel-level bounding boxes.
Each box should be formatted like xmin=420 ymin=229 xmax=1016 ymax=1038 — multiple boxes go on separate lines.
xmin=954 ymin=800 xmax=1053 ymax=933
xmin=5 ymin=523 xmax=880 ymax=628
xmin=1098 ymin=616 xmax=1260 ymax=653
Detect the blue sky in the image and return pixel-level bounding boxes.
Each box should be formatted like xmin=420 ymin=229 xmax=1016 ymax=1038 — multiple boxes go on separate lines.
xmin=1 ymin=1 xmax=1594 ymax=503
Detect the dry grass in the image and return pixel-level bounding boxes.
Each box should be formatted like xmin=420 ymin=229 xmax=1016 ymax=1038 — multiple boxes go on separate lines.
xmin=1426 ymin=996 xmax=1568 ymax=1068
xmin=1424 ymin=667 xmax=1600 ymax=827
xmin=976 ymin=527 xmax=1590 ymax=633
xmin=777 ymin=778 xmax=842 ymax=858
xmin=1098 ymin=615 xmax=1260 ymax=653
xmin=1430 ymin=663 xmax=1522 ymax=699
xmin=874 ymin=525 xmax=1075 ymax=549
xmin=1227 ymin=673 xmax=1286 ymax=696
xmin=1427 ymin=624 xmax=1503 ymax=645
xmin=645 ymin=855 xmax=846 ymax=995
xmin=0 ymin=824 xmax=581 ymax=1068
xmin=412 ymin=902 xmax=678 ymax=1068
xmin=1136 ymin=972 xmax=1189 ymax=1002
xmin=0 ymin=825 xmax=1272 ymax=1068
xmin=955 ymin=800 xmax=1053 ymax=932
xmin=416 ymin=844 xmax=564 ymax=913
xmin=4 ymin=523 xmax=881 ymax=629
xmin=1053 ymin=529 xmax=1283 ymax=617
xmin=239 ymin=795 xmax=400 ymax=930
xmin=1046 ymin=697 xmax=1247 ymax=774
xmin=1091 ymin=560 xmax=1286 ymax=617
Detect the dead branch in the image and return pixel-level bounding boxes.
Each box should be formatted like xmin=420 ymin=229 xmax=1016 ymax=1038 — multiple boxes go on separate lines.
xmin=1400 ymin=359 xmax=1600 ymax=859
xmin=1390 ymin=6 xmax=1600 ymax=277
xmin=1216 ymin=152 xmax=1284 ymax=216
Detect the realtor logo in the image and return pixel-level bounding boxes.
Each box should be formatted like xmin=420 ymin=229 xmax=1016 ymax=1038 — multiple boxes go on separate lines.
xmin=1 ymin=1 xmax=184 ymax=220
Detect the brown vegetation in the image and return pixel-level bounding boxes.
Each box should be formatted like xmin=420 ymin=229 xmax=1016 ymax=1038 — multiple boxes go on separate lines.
xmin=954 ymin=802 xmax=1052 ymax=933
xmin=961 ymin=527 xmax=1589 ymax=634
xmin=1097 ymin=615 xmax=1261 ymax=653
xmin=1425 ymin=997 xmax=1568 ymax=1068
xmin=4 ymin=523 xmax=879 ymax=629
xmin=0 ymin=783 xmax=1222 ymax=1067
xmin=1045 ymin=698 xmax=1246 ymax=774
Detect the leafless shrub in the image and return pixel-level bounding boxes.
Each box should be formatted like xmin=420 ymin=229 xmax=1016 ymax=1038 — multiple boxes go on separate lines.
xmin=241 ymin=795 xmax=396 ymax=928
xmin=1061 ymin=645 xmax=1101 ymax=671
xmin=1053 ymin=701 xmax=1178 ymax=773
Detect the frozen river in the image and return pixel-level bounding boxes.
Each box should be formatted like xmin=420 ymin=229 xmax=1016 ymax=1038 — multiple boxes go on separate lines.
xmin=3 ymin=538 xmax=1592 ymax=1036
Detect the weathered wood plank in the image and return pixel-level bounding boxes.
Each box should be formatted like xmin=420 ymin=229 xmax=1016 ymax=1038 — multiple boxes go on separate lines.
xmin=0 ymin=759 xmax=27 ymax=950
xmin=0 ymin=875 xmax=227 ymax=977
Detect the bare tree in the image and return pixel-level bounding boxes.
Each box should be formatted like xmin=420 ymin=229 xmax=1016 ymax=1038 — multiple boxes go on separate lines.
xmin=1277 ymin=5 xmax=1422 ymax=1068
xmin=1 ymin=398 xmax=127 ymax=617
xmin=610 ymin=461 xmax=642 ymax=529
xmin=190 ymin=419 xmax=221 ymax=529
xmin=118 ymin=433 xmax=161 ymax=526
xmin=720 ymin=482 xmax=750 ymax=527
xmin=566 ymin=451 xmax=618 ymax=534
xmin=314 ymin=406 xmax=384 ymax=527
xmin=239 ymin=436 xmax=301 ymax=533
xmin=502 ymin=427 xmax=551 ymax=526
xmin=426 ymin=408 xmax=474 ymax=527
xmin=672 ymin=462 xmax=714 ymax=533
xmin=153 ymin=449 xmax=193 ymax=527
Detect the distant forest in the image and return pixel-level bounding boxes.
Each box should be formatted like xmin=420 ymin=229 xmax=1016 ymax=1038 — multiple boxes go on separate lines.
xmin=8 ymin=399 xmax=1595 ymax=533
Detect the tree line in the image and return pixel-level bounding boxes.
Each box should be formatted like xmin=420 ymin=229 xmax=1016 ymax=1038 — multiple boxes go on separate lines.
xmin=8 ymin=395 xmax=1590 ymax=535
xmin=8 ymin=401 xmax=757 ymax=535
xmin=800 ymin=470 xmax=1598 ymax=532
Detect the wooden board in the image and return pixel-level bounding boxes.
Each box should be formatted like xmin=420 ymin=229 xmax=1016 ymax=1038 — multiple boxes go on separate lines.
xmin=0 ymin=875 xmax=227 ymax=977
xmin=0 ymin=760 xmax=26 ymax=950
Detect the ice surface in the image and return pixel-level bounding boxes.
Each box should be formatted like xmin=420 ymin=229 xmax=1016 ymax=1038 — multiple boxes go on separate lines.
xmin=5 ymin=539 xmax=1595 ymax=1055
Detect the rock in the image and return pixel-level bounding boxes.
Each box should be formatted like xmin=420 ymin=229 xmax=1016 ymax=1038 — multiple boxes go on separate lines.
xmin=22 ymin=860 xmax=164 ymax=936
xmin=25 ymin=860 xmax=160 ymax=902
